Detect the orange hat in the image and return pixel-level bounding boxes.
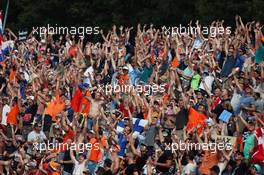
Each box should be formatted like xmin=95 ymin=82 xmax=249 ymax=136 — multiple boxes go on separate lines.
xmin=49 ymin=160 xmax=60 ymax=171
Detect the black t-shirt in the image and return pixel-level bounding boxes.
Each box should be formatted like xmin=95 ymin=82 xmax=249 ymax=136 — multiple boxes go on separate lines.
xmin=212 ymin=99 xmax=231 ymax=117
xmin=125 ymin=163 xmax=138 ymax=174
xmin=66 ymin=108 xmax=74 ymax=123
xmin=156 ymin=151 xmax=173 ymax=173
xmin=159 ymin=58 xmax=169 ymax=76
xmin=6 ymin=143 xmax=18 ymax=154
xmin=52 ymin=46 xmax=60 ymax=62
xmin=23 ymin=103 xmax=38 ymax=126
xmin=233 ymin=162 xmax=248 ymax=175
xmin=43 ymin=114 xmax=52 ymax=132
xmin=102 ymin=169 xmax=113 ymax=175
xmin=63 ymin=150 xmax=74 ymax=173
xmin=136 ymin=154 xmax=149 ymax=171
xmin=175 ymin=108 xmax=188 ymax=130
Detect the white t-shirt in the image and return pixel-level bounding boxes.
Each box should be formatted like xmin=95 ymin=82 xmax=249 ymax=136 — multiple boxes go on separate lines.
xmin=83 ymin=66 xmax=94 ymax=86
xmin=199 ymin=75 xmax=214 ymax=92
xmin=182 ymin=162 xmax=197 ymax=175
xmin=231 ymin=90 xmax=242 ymax=112
xmin=1 ymin=104 xmax=10 ymax=126
xmin=72 ymin=160 xmax=86 ymax=175
xmin=218 ymin=161 xmax=228 ymax=175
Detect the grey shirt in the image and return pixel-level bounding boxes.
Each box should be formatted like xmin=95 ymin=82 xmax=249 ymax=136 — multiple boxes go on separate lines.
xmin=144 ymin=125 xmax=158 ymax=147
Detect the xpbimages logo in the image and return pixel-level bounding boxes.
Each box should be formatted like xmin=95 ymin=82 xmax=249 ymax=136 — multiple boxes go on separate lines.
xmin=162 ymin=25 xmax=232 ymax=37
xmin=97 ymin=84 xmax=166 ymax=95
xmin=164 ymin=140 xmax=232 ymax=153
xmin=33 ymin=141 xmax=100 ymax=153
xmin=32 ymin=24 xmax=100 ymax=37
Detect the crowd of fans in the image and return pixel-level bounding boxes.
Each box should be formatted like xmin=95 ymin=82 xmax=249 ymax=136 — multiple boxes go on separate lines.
xmin=0 ymin=16 xmax=263 ymax=175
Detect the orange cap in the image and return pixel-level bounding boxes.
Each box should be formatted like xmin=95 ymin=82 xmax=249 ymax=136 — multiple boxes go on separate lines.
xmin=261 ymin=36 xmax=264 ymax=42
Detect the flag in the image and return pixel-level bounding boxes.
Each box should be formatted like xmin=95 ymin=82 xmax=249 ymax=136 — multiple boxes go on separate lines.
xmin=116 ymin=118 xmax=148 ymax=138
xmin=1 ymin=40 xmax=12 ymax=54
xmin=45 ymin=95 xmax=65 ymax=121
xmin=186 ymin=107 xmax=206 ymax=135
xmin=116 ymin=121 xmax=125 ymax=133
xmin=252 ymin=127 xmax=264 ymax=165
xmin=132 ymin=118 xmax=148 ymax=138
xmin=0 ymin=39 xmax=14 ymax=62
xmin=0 ymin=11 xmax=14 ymax=62
xmin=70 ymin=87 xmax=83 ymax=112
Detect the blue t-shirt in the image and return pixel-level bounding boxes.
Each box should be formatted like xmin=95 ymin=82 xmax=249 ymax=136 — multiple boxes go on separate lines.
xmin=118 ymin=133 xmax=128 ymax=157
xmin=235 ymin=54 xmax=245 ymax=71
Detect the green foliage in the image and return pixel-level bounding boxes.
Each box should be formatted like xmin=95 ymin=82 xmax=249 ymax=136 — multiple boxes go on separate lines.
xmin=1 ymin=0 xmax=263 ymax=32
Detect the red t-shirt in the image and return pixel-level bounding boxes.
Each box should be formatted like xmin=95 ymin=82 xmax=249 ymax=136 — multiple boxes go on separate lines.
xmin=63 ymin=128 xmax=75 ymax=143
xmin=211 ymin=96 xmax=221 ymax=109
xmin=119 ymin=103 xmax=134 ymax=118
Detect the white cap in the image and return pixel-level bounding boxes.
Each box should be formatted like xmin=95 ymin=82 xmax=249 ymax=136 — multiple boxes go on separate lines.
xmin=28 ymin=96 xmax=34 ymax=100
xmin=123 ymin=66 xmax=129 ymax=70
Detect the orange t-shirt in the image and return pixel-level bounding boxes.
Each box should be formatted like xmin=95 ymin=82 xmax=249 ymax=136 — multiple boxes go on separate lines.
xmin=163 ymin=94 xmax=170 ymax=106
xmin=89 ymin=137 xmax=107 ymax=162
xmin=7 ymin=104 xmax=19 ymax=126
xmin=151 ymin=55 xmax=155 ymax=64
xmin=118 ymin=74 xmax=129 ymax=85
xmin=171 ymin=57 xmax=179 ymax=70
xmin=199 ymin=151 xmax=220 ymax=175
xmin=9 ymin=69 xmax=16 ymax=82
xmin=80 ymin=91 xmax=91 ymax=114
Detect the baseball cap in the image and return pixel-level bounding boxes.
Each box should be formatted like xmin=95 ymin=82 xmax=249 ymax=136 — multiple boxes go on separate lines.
xmin=122 ymin=66 xmax=129 ymax=70
xmin=210 ymin=165 xmax=220 ymax=174
xmin=251 ymin=164 xmax=261 ymax=173
xmin=88 ymin=130 xmax=95 ymax=134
